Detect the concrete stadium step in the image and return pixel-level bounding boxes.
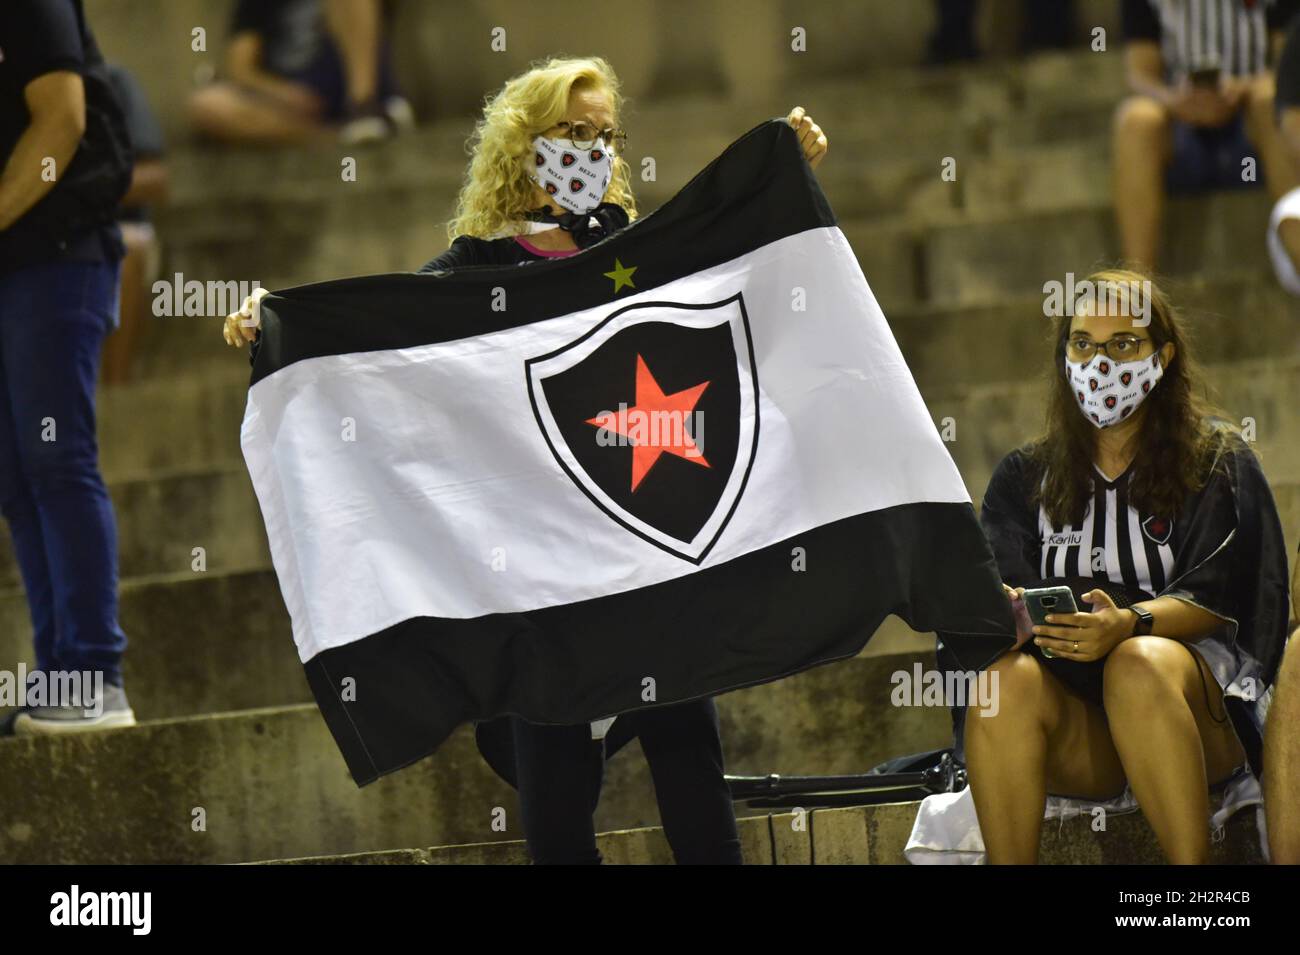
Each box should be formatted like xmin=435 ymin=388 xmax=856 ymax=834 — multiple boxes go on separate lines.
xmin=126 ymin=238 xmax=1289 ymax=404
xmin=95 ymin=366 xmax=249 ymax=479
xmin=0 ymin=467 xmax=265 ymax=592
xmin=841 ymin=191 xmax=1276 ymax=313
xmin=154 ymin=46 xmax=1123 ymax=206
xmin=0 ymin=547 xmax=940 ymax=719
xmin=927 ymin=357 xmax=1300 ymax=503
xmin=892 ymin=271 xmax=1300 ymax=393
xmin=0 ymin=651 xmax=954 ymax=863
xmin=123 ymin=186 xmax=1278 ymax=399
xmin=0 ymin=706 xmax=510 ymax=864
xmin=920 ymin=191 xmax=1277 ymax=308
xmin=0 ymin=567 xmax=308 ymax=720
xmin=258 ymin=798 xmax=1265 ymax=865
xmin=148 ymin=140 xmax=1084 ymax=299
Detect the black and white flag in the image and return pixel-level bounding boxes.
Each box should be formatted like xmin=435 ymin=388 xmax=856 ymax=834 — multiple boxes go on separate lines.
xmin=241 ymin=119 xmax=1015 ymax=785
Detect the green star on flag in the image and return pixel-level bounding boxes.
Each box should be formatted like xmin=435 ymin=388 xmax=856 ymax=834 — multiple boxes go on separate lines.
xmin=604 ymin=258 xmax=637 ymax=293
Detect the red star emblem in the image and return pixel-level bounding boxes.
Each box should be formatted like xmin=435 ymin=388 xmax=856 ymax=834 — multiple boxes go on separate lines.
xmin=586 ymin=354 xmax=711 ymax=492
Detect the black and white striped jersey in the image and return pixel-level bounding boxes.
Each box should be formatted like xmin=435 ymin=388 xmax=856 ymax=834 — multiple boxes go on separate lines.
xmin=1122 ymin=0 xmax=1300 ymax=79
xmin=977 ymin=441 xmax=1292 ymax=774
xmin=1037 ymin=463 xmax=1176 ymax=597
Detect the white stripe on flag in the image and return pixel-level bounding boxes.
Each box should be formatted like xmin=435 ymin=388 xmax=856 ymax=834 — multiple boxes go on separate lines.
xmin=241 ymin=226 xmax=971 ymax=661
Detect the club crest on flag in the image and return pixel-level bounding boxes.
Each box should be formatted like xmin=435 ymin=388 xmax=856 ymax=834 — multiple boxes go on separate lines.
xmin=525 ymin=293 xmax=759 ymax=563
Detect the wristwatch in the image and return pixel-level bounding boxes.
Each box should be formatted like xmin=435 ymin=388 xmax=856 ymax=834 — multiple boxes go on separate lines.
xmin=1129 ymin=605 xmax=1155 ymax=637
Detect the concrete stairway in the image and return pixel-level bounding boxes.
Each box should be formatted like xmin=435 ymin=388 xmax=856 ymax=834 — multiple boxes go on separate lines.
xmin=0 ymin=42 xmax=1287 ymax=864
xmin=259 ymin=801 xmax=1266 ymax=865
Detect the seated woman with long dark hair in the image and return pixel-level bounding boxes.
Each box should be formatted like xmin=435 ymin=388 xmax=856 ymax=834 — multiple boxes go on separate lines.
xmin=968 ymin=269 xmax=1291 ymax=864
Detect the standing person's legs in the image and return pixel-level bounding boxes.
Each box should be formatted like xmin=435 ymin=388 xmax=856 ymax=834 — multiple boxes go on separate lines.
xmin=0 ymin=261 xmax=128 ymax=688
xmin=633 ymin=698 xmax=743 ymax=864
xmin=1112 ymin=95 xmax=1175 ymax=269
xmin=0 ymin=275 xmax=58 ymax=680
xmin=510 ymin=717 xmax=605 ymax=864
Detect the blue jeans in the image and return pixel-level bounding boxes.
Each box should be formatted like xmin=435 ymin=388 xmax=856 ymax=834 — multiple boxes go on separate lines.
xmin=0 ymin=260 xmax=127 ymax=687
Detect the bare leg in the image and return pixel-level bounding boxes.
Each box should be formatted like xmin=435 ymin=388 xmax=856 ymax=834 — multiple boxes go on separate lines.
xmin=188 ymin=82 xmax=330 ymax=145
xmin=1243 ymin=72 xmax=1298 ymax=200
xmin=1265 ymin=628 xmax=1300 ymax=863
xmin=1112 ymin=94 xmax=1173 ymax=270
xmin=1103 ymin=637 xmax=1246 ymax=865
xmin=965 ymin=651 xmax=1127 ymax=864
xmin=324 ymin=0 xmax=382 ymax=106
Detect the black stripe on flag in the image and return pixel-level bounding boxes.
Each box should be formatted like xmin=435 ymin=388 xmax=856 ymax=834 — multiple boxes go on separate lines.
xmin=306 ymin=503 xmax=1014 ymax=785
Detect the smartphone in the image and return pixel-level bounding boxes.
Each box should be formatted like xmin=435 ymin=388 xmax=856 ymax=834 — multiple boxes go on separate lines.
xmin=1021 ymin=586 xmax=1079 ymax=628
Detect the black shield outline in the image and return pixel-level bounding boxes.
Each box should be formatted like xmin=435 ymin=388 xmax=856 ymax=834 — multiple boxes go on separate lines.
xmin=524 ymin=292 xmax=760 ymax=564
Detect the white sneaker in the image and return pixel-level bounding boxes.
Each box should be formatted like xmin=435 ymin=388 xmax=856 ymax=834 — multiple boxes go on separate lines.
xmin=13 ymin=683 xmax=137 ymax=736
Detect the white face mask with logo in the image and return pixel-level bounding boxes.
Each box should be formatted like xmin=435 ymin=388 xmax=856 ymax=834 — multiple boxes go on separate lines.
xmin=1064 ymin=351 xmax=1164 ymax=429
xmin=529 ymin=134 xmax=613 ymax=215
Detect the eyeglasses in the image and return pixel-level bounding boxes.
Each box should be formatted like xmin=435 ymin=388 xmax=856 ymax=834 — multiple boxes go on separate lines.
xmin=1065 ymin=334 xmax=1154 ymax=363
xmin=552 ymin=120 xmax=627 ymax=153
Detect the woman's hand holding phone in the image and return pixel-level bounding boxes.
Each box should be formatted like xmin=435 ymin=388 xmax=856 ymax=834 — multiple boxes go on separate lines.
xmin=1031 ymin=589 xmax=1136 ymax=662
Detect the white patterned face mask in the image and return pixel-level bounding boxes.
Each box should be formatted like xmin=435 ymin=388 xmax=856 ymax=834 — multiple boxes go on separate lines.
xmin=529 ymin=134 xmax=613 ymax=215
xmin=1065 ymin=351 xmax=1164 ymax=429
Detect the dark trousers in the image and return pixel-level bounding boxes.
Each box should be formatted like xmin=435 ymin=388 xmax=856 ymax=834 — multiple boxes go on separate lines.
xmin=0 ymin=260 xmax=127 ymax=686
xmin=511 ymin=697 xmax=743 ymax=864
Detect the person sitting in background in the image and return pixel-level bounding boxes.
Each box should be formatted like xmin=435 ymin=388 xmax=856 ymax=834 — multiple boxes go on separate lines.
xmin=968 ymin=270 xmax=1290 ymax=864
xmin=100 ymin=65 xmax=168 ymax=387
xmin=188 ymin=0 xmax=412 ymax=145
xmin=1113 ymin=0 xmax=1298 ymax=269
xmin=1265 ymin=10 xmax=1300 ymax=292
xmin=925 ymin=0 xmax=1075 ymax=65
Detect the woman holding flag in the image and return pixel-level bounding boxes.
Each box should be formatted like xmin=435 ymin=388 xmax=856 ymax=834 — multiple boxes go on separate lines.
xmin=225 ymin=54 xmax=828 ymax=864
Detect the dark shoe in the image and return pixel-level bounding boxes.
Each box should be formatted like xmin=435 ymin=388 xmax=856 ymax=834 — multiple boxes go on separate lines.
xmin=339 ymin=98 xmax=395 ymax=144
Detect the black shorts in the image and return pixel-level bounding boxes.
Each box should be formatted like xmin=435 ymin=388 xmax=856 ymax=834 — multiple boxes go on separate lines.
xmin=1024 ymin=636 xmax=1218 ymax=716
xmin=1023 ymin=638 xmax=1106 ymax=707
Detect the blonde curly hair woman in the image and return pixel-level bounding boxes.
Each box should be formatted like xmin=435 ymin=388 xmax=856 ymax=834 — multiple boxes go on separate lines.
xmin=225 ymin=54 xmax=828 ymax=864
